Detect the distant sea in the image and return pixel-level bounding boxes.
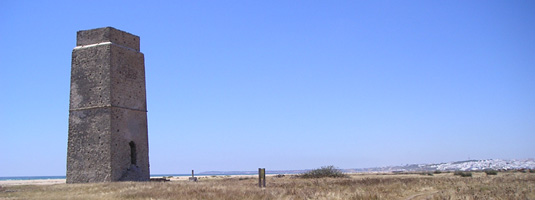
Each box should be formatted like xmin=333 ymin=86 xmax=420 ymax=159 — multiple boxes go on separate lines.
xmin=0 ymin=173 xmax=257 ymax=181
xmin=0 ymin=176 xmax=66 ymax=181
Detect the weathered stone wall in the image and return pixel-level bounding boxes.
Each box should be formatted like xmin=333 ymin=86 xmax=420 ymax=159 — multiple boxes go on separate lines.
xmin=67 ymin=27 xmax=149 ymax=183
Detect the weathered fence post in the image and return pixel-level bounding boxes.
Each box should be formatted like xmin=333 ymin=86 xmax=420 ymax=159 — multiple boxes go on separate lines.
xmin=259 ymin=168 xmax=266 ymax=187
xmin=189 ymin=170 xmax=197 ymax=182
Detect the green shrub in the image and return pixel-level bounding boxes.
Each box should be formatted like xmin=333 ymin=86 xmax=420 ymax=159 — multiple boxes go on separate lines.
xmin=299 ymin=166 xmax=349 ymax=178
xmin=454 ymin=171 xmax=472 ymax=177
xmin=434 ymin=170 xmax=442 ymax=174
xmin=485 ymin=170 xmax=498 ymax=175
xmin=420 ymin=172 xmax=433 ymax=176
xmin=275 ymin=174 xmax=285 ymax=178
xmin=461 ymin=172 xmax=472 ymax=177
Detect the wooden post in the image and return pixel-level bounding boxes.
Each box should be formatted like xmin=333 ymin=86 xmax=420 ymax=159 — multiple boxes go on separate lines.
xmin=259 ymin=168 xmax=266 ymax=187
xmin=189 ymin=169 xmax=197 ymax=182
xmin=258 ymin=168 xmax=261 ymax=187
xmin=262 ymin=168 xmax=266 ymax=187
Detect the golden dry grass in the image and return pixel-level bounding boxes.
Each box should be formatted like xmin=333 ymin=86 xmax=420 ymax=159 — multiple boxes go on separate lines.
xmin=1 ymin=172 xmax=534 ymax=200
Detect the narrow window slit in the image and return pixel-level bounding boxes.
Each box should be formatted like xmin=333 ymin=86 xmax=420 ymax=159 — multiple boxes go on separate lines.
xmin=129 ymin=141 xmax=137 ymax=165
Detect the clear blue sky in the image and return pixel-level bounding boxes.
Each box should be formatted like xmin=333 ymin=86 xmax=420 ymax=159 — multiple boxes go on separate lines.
xmin=1 ymin=0 xmax=534 ymax=176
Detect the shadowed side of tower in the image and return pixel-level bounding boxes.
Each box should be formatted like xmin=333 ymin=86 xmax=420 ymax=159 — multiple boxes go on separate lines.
xmin=67 ymin=27 xmax=149 ymax=183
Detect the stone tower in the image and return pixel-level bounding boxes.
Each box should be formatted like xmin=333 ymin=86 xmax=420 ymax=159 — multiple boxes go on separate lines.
xmin=67 ymin=27 xmax=149 ymax=183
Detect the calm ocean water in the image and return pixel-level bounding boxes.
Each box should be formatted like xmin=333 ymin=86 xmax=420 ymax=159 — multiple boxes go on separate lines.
xmin=0 ymin=173 xmax=261 ymax=181
xmin=0 ymin=176 xmax=66 ymax=181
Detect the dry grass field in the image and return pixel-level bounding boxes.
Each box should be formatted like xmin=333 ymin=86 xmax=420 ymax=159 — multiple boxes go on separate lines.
xmin=1 ymin=172 xmax=534 ymax=200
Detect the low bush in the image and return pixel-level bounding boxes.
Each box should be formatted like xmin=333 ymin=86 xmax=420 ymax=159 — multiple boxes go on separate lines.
xmin=275 ymin=174 xmax=285 ymax=178
xmin=485 ymin=170 xmax=498 ymax=175
xmin=420 ymin=172 xmax=433 ymax=176
xmin=454 ymin=171 xmax=472 ymax=177
xmin=299 ymin=166 xmax=349 ymax=178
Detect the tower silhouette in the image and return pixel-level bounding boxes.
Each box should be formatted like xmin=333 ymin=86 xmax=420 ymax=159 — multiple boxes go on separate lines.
xmin=67 ymin=27 xmax=149 ymax=183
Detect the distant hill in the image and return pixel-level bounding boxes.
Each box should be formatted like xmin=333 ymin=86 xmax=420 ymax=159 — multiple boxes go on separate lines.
xmin=199 ymin=159 xmax=535 ymax=175
xmin=345 ymin=158 xmax=535 ymax=173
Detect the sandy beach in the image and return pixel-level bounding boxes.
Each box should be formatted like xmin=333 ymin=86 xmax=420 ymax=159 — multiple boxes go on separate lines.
xmin=0 ymin=179 xmax=66 ymax=186
xmin=0 ymin=175 xmax=261 ymax=186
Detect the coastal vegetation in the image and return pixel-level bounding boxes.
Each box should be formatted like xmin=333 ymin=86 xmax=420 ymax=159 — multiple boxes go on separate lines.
xmin=1 ymin=171 xmax=534 ymax=199
xmin=485 ymin=170 xmax=498 ymax=176
xmin=454 ymin=171 xmax=473 ymax=177
xmin=298 ymin=165 xmax=349 ymax=179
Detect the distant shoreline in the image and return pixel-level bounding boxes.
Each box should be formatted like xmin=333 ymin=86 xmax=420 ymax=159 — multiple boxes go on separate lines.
xmin=0 ymin=179 xmax=65 ymax=186
xmin=0 ymin=176 xmax=66 ymax=181
xmin=3 ymin=158 xmax=533 ymax=183
xmin=0 ymin=174 xmax=264 ymax=186
xmin=0 ymin=172 xmax=286 ymax=182
xmin=0 ymin=174 xmax=262 ymax=184
xmin=0 ymin=174 xmax=251 ymax=182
